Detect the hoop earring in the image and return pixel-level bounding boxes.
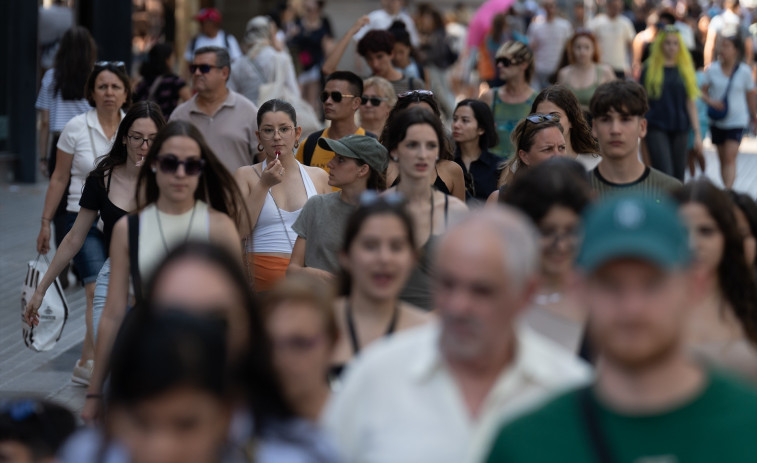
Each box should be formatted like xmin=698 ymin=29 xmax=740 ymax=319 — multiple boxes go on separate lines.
xmin=257 ymin=143 xmax=264 ymax=152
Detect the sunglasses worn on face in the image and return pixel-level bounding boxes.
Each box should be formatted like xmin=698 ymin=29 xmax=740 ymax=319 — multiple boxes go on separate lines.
xmin=496 ymin=57 xmax=519 ymax=67
xmin=189 ymin=64 xmax=222 ymax=74
xmin=361 ymin=96 xmax=389 ymax=107
xmin=94 ymin=60 xmax=127 ymax=73
xmin=526 ymin=114 xmax=560 ymax=124
xmin=321 ymin=91 xmax=359 ymax=103
xmin=157 ymin=154 xmax=206 ymax=176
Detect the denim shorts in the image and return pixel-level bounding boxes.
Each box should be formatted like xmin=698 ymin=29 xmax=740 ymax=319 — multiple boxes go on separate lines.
xmin=64 ymin=212 xmax=106 ymax=284
xmin=710 ymin=126 xmax=744 ymax=145
xmin=92 ymin=257 xmax=110 ymax=336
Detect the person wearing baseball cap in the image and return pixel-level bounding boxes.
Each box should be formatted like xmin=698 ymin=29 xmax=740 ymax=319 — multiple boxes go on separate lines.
xmin=184 ymin=7 xmax=242 ymax=65
xmin=289 ymin=135 xmax=389 ymax=281
xmin=483 ymin=193 xmax=757 ymax=463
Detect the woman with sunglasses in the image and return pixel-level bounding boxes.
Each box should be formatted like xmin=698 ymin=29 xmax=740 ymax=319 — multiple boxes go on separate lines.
xmin=331 ymin=194 xmax=435 ymax=380
xmin=82 ymin=120 xmax=245 ymax=422
xmin=500 ymin=157 xmax=594 ymax=353
xmin=495 ymin=113 xmax=568 ymax=187
xmin=381 ymin=90 xmax=466 ymax=202
xmin=382 ymin=107 xmax=468 ymax=309
xmin=236 ymin=99 xmax=330 ymax=292
xmin=556 ymin=30 xmax=615 ymax=114
xmin=480 ymin=41 xmax=537 ymax=159
xmin=451 ymin=99 xmax=501 ymax=203
xmin=642 ymin=26 xmax=702 ymax=182
xmin=25 ymin=101 xmax=165 ymax=349
xmin=34 ymin=61 xmax=131 ymax=386
xmin=359 ymin=76 xmax=396 ymax=136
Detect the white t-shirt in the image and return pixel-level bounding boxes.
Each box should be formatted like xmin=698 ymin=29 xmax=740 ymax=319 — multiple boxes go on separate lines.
xmin=353 ymin=9 xmax=420 ymax=47
xmin=184 ymin=31 xmax=243 ymax=62
xmin=527 ymin=17 xmax=573 ymax=74
xmin=57 ymin=109 xmax=123 ymax=212
xmin=702 ymin=61 xmax=755 ymax=129
xmin=588 ymin=13 xmax=635 ymax=72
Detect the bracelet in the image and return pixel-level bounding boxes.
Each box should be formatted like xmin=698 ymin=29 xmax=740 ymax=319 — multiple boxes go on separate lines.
xmin=41 ymin=217 xmax=51 ymax=223
xmin=85 ymin=393 xmax=103 ymax=399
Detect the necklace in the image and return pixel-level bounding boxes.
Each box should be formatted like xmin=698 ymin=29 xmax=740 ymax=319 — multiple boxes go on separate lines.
xmin=155 ymin=201 xmax=197 ymax=253
xmin=345 ymin=299 xmax=400 ymax=355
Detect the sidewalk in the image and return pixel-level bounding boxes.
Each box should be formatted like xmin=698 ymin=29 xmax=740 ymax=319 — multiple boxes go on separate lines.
xmin=2 ymin=139 xmax=757 ymax=416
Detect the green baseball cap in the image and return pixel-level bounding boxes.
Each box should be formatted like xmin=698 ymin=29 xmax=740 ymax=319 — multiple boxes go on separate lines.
xmin=318 ymin=135 xmax=388 ymax=174
xmin=576 ymin=194 xmax=691 ymax=273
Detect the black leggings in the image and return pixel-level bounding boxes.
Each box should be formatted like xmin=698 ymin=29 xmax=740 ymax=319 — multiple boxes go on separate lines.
xmin=645 ymin=128 xmax=689 ymax=182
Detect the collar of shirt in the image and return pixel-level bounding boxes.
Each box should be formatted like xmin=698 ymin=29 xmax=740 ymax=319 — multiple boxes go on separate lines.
xmin=86 ymin=108 xmax=125 ymax=140
xmin=188 ymin=89 xmax=238 ymax=117
xmin=455 ymin=149 xmax=499 ymax=169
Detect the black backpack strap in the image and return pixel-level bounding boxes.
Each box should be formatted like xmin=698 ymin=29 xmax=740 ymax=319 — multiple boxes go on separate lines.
xmin=579 ymin=387 xmax=615 ymax=463
xmin=190 ymin=35 xmax=198 ymax=55
xmin=127 ymin=214 xmax=144 ymax=306
xmin=223 ymin=31 xmax=231 ymax=50
xmin=303 ymin=129 xmax=325 ymax=166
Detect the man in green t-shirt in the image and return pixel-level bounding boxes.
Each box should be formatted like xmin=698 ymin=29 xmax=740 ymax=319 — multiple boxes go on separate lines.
xmin=589 ymin=80 xmax=682 ymax=201
xmin=484 ymin=194 xmax=757 ymax=463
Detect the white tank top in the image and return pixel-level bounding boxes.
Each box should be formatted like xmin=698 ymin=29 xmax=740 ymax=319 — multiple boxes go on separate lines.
xmin=138 ymin=201 xmax=210 ymax=283
xmin=247 ymin=160 xmax=318 ymax=254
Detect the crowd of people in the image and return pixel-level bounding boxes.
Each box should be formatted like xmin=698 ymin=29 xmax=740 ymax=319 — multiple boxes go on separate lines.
xmin=8 ymin=0 xmax=757 ymax=461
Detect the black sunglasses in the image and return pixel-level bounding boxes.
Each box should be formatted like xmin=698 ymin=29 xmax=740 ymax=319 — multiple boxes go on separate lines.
xmin=189 ymin=64 xmax=222 ymax=74
xmin=156 ymin=154 xmax=206 ymax=176
xmin=398 ymin=89 xmax=434 ymax=99
xmin=320 ymin=91 xmax=359 ymax=103
xmin=495 ymin=57 xmax=519 ymax=67
xmin=361 ymin=96 xmax=389 ymax=107
xmin=525 ymin=114 xmax=560 ymax=124
xmin=94 ymin=60 xmax=126 ymax=72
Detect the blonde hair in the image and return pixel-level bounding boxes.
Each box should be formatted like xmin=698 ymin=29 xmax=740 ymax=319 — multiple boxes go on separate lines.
xmin=495 ymin=40 xmax=535 ymax=82
xmin=363 ymin=76 xmax=398 ymax=108
xmin=644 ymin=28 xmax=699 ymax=100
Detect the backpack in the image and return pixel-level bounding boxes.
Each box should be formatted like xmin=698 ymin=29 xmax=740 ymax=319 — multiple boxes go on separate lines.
xmin=301 ymin=130 xmax=378 ymax=166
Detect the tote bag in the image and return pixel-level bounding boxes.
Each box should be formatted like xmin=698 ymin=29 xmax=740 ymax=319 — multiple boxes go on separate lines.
xmin=21 ymin=255 xmax=69 ymax=352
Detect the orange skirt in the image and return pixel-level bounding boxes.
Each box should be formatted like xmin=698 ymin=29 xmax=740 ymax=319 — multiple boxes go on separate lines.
xmin=248 ymin=254 xmax=290 ymax=292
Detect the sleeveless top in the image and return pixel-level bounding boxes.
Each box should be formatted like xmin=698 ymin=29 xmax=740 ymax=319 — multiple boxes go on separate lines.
xmin=138 ymin=200 xmax=210 ymax=283
xmin=491 ymin=89 xmax=537 ymax=159
xmin=247 ymin=160 xmax=319 ymax=254
xmin=565 ymin=65 xmax=603 ymax=109
xmin=399 ymin=194 xmax=450 ymax=310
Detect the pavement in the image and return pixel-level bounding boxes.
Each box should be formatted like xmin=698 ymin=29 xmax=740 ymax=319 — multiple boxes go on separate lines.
xmin=2 ymin=137 xmax=757 ymax=418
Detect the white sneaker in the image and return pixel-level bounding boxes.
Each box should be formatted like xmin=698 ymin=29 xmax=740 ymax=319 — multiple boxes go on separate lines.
xmin=72 ymin=359 xmax=94 ymax=386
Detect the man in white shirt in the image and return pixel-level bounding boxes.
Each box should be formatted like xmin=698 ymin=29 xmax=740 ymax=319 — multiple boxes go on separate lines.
xmin=353 ymin=0 xmax=420 ymax=47
xmin=171 ymin=46 xmax=258 ymax=173
xmin=588 ymin=0 xmax=635 ymax=78
xmin=527 ymin=0 xmax=573 ymax=89
xmin=323 ymin=208 xmax=592 ymax=463
xmin=183 ymin=8 xmax=242 ymax=65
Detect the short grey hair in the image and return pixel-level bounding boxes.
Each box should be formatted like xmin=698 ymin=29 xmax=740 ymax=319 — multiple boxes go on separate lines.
xmin=363 ymin=76 xmax=398 ymax=107
xmin=441 ymin=207 xmax=540 ymax=293
xmin=194 ymin=46 xmax=231 ymax=73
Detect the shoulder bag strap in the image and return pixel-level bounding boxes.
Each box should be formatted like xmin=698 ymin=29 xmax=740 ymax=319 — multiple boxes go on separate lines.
xmin=127 ymin=214 xmax=144 ymax=306
xmin=579 ymin=387 xmax=615 ymax=463
xmin=146 ymin=75 xmax=165 ymax=101
xmin=723 ymin=63 xmax=739 ymax=100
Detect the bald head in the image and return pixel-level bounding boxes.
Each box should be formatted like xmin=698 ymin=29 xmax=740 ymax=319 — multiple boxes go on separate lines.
xmin=434 ymin=207 xmax=540 ymax=364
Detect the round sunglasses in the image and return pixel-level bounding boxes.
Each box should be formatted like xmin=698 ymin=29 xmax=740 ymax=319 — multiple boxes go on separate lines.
xmin=156 ymin=154 xmax=206 ymax=176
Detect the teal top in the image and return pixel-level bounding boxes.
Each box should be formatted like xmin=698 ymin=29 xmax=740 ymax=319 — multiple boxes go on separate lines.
xmin=490 ymin=88 xmax=537 ymax=159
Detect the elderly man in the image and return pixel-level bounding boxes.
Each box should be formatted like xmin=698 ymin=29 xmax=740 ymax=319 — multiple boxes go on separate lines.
xmin=323 ymin=208 xmax=591 ymax=463
xmin=483 ymin=194 xmax=757 ymax=462
xmin=171 ymin=46 xmax=258 ymax=173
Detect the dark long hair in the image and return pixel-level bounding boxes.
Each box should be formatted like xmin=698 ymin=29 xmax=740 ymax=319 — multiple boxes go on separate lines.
xmin=381 ymin=107 xmax=452 ymax=162
xmin=136 ymin=120 xmax=246 ymax=226
xmin=339 ymin=197 xmax=417 ymax=295
xmin=53 ymin=26 xmax=96 ymax=100
xmin=531 ymin=85 xmax=599 ymax=155
xmin=142 ymin=241 xmax=294 ymax=434
xmin=728 ymin=190 xmax=757 ymax=272
xmin=87 ymin=101 xmax=166 ymax=189
xmin=454 ymin=99 xmax=499 ymax=151
xmin=139 ymin=43 xmax=174 ymax=82
xmin=380 ymin=91 xmax=453 ymax=160
xmin=672 ymin=179 xmax=757 ymax=345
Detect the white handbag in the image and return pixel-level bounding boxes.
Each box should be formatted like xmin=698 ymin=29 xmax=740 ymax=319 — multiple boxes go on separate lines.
xmin=21 ymin=255 xmax=69 ymax=352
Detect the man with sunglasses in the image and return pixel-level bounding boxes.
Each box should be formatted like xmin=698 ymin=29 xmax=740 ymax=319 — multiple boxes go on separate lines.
xmin=171 ymin=46 xmax=258 ymax=173
xmin=296 ymin=71 xmax=376 ymax=172
xmin=588 ymin=80 xmax=680 ymax=200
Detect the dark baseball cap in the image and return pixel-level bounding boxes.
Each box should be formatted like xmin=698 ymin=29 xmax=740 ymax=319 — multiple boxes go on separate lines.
xmin=318 ymin=135 xmax=388 ymax=174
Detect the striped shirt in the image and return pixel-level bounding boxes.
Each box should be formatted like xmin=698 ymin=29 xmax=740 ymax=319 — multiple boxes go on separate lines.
xmin=590 ymin=166 xmax=682 ymax=202
xmin=35 ymin=68 xmax=91 ymax=132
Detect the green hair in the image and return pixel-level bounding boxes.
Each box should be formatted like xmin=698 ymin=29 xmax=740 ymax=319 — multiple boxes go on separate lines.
xmin=644 ymin=28 xmax=699 ymax=100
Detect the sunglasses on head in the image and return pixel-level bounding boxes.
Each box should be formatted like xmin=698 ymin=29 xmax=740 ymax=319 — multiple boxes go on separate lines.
xmin=189 ymin=64 xmax=221 ymax=74
xmin=359 ymin=190 xmax=406 ymax=207
xmin=94 ymin=60 xmax=126 ymax=73
xmin=361 ymin=96 xmax=389 ymax=107
xmin=398 ymin=89 xmax=434 ymax=99
xmin=525 ymin=113 xmax=560 ymax=124
xmin=321 ymin=91 xmax=359 ymax=103
xmin=156 ymin=154 xmax=206 ymax=176
xmin=495 ymin=57 xmax=519 ymax=67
